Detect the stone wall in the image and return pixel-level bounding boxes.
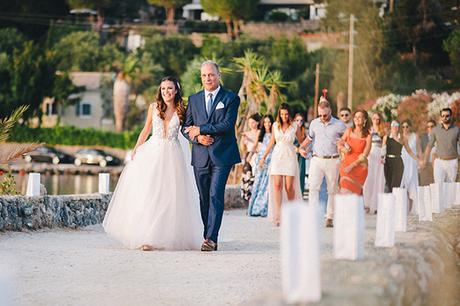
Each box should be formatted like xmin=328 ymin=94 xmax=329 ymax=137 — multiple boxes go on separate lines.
xmin=0 ymin=185 xmax=244 ymax=232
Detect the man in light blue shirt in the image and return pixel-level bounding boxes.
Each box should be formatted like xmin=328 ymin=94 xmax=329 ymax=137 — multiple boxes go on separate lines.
xmin=300 ymin=99 xmax=346 ymax=227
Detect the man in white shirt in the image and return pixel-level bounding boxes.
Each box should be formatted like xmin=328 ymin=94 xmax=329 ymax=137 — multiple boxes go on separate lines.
xmin=300 ymin=99 xmax=346 ymax=227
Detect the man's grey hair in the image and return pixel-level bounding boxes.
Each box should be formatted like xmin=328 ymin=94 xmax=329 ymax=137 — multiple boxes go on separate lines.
xmin=201 ymin=60 xmax=220 ymax=74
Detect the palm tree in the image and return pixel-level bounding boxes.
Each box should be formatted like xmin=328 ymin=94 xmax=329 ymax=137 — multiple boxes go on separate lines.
xmin=266 ymin=70 xmax=289 ymax=114
xmin=233 ymin=50 xmax=288 ymax=135
xmin=234 ymin=50 xmax=264 ymax=134
xmin=0 ymin=105 xmax=39 ymax=164
xmin=113 ymin=72 xmax=130 ymax=132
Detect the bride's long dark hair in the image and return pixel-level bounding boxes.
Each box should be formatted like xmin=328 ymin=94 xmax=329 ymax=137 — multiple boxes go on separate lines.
xmin=155 ymin=76 xmax=185 ymax=124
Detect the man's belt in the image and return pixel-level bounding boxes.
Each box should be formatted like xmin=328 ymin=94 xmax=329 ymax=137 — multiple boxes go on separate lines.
xmin=437 ymin=156 xmax=458 ymax=161
xmin=313 ymin=154 xmax=339 ymax=159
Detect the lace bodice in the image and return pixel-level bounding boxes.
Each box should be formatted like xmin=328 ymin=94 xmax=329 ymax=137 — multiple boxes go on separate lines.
xmin=273 ymin=122 xmax=297 ymax=146
xmin=151 ymin=110 xmax=180 ymax=141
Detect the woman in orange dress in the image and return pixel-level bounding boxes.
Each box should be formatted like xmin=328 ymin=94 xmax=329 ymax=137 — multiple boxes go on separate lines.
xmin=337 ymin=109 xmax=372 ymax=195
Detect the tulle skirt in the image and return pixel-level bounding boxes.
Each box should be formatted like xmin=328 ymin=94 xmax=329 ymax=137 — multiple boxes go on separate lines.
xmin=102 ymin=138 xmax=203 ymax=250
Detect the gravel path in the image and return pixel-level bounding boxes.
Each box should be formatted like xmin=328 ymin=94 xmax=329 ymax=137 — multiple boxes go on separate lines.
xmin=1 ymin=210 xmax=282 ymax=306
xmin=1 ymin=208 xmax=459 ymax=306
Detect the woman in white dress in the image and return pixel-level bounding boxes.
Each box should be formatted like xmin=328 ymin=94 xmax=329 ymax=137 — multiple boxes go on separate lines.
xmin=103 ymin=76 xmax=202 ymax=251
xmin=259 ymin=103 xmax=303 ymax=226
xmin=400 ymin=119 xmax=421 ymax=210
xmin=362 ymin=112 xmax=386 ymax=214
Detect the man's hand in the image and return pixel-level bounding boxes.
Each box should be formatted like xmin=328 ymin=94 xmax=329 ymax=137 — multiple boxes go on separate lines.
xmin=185 ymin=126 xmax=200 ymax=140
xmin=197 ymin=135 xmax=214 ymax=146
xmin=418 ymin=159 xmax=426 ymax=169
xmin=299 ymin=147 xmax=309 ymax=158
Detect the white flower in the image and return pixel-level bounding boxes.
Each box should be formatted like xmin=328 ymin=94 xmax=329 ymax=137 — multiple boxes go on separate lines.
xmin=372 ymin=93 xmax=403 ymax=121
xmin=428 ymin=91 xmax=460 ymax=118
xmin=412 ymin=89 xmax=429 ymax=97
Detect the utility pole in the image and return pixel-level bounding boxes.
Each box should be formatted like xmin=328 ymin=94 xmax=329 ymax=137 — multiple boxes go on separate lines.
xmin=314 ymin=63 xmax=320 ymax=118
xmin=389 ymin=0 xmax=394 ymax=13
xmin=347 ymin=14 xmax=355 ymax=111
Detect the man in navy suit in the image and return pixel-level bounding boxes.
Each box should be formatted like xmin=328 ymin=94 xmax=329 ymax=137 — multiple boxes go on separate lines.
xmin=182 ymin=60 xmax=241 ymax=251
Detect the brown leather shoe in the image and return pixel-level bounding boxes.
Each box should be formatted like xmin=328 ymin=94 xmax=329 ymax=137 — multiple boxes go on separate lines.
xmin=325 ymin=218 xmax=334 ymax=228
xmin=141 ymin=245 xmax=154 ymax=251
xmin=201 ymin=239 xmax=218 ymax=251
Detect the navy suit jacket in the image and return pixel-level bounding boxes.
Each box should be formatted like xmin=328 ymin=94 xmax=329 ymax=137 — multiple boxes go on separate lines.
xmin=182 ymin=87 xmax=241 ymax=167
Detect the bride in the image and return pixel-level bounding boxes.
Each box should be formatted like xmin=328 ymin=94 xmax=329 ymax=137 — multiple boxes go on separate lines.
xmin=103 ymin=76 xmax=202 ymax=251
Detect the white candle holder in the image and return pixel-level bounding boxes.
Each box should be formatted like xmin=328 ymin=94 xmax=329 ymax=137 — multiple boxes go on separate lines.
xmin=26 ymin=173 xmax=40 ymax=196
xmin=281 ymin=202 xmax=321 ymax=303
xmin=98 ymin=173 xmax=110 ymax=194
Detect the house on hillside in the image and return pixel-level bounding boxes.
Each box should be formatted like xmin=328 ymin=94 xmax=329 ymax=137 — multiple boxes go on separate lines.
xmin=183 ymin=0 xmax=390 ymax=22
xmin=41 ymin=72 xmax=115 ymax=131
xmin=183 ymin=0 xmax=325 ymax=21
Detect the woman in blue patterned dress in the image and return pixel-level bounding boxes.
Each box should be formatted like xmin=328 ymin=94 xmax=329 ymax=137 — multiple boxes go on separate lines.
xmin=248 ymin=115 xmax=274 ymax=217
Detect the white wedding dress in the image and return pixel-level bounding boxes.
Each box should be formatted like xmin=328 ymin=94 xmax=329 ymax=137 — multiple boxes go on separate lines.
xmin=103 ymin=107 xmax=202 ymax=250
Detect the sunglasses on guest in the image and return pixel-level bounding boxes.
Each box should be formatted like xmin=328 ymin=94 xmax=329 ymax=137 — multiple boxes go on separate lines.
xmin=401 ymin=125 xmax=410 ymax=129
xmin=340 ymin=113 xmax=350 ymax=118
xmin=441 ymin=114 xmax=451 ymax=118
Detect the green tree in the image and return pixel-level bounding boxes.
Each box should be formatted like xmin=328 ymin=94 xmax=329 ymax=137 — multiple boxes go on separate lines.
xmin=1 ymin=40 xmax=53 ymax=120
xmin=50 ymin=31 xmax=124 ymax=72
xmin=201 ymin=0 xmax=259 ymax=40
xmin=320 ymin=0 xmax=386 ymax=106
xmin=147 ymin=0 xmax=190 ymax=32
xmin=387 ymin=0 xmax=448 ymax=66
xmin=143 ymin=34 xmax=198 ymax=77
xmin=51 ymin=31 xmax=103 ymax=71
xmin=443 ymin=28 xmax=460 ymax=82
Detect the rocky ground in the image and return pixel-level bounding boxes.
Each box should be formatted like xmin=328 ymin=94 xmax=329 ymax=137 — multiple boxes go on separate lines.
xmin=1 ymin=207 xmax=459 ymax=306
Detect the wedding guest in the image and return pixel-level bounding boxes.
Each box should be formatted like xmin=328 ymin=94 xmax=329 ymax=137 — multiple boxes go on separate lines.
xmin=259 ymin=103 xmax=303 ymax=226
xmin=419 ymin=119 xmax=436 ymax=186
xmin=241 ymin=113 xmax=261 ymax=203
xmin=337 ymin=109 xmax=372 ymax=195
xmin=400 ymin=120 xmax=421 ymax=204
xmin=382 ymin=120 xmax=418 ymax=193
xmin=363 ymin=112 xmax=386 ymax=213
xmin=294 ymin=113 xmax=307 ymax=195
xmin=422 ymin=108 xmax=459 ymax=183
xmin=339 ymin=107 xmax=353 ymax=128
xmin=248 ymin=114 xmax=274 ymax=217
xmin=299 ymin=98 xmax=346 ymax=228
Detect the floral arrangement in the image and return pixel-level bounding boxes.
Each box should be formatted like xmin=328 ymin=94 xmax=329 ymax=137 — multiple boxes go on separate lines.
xmin=370 ymin=90 xmax=460 ymax=124
xmin=370 ymin=93 xmax=403 ymax=121
xmin=427 ymin=92 xmax=460 ymax=118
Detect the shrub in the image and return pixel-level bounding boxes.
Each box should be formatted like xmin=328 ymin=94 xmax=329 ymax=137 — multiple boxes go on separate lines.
xmin=9 ymin=125 xmax=140 ymax=149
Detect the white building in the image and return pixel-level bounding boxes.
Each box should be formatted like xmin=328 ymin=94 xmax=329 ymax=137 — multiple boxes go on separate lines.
xmin=41 ymin=72 xmax=115 ymax=130
xmin=183 ymin=0 xmax=319 ymax=21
